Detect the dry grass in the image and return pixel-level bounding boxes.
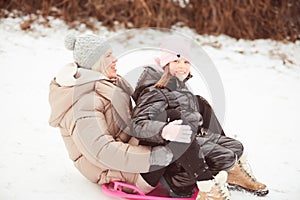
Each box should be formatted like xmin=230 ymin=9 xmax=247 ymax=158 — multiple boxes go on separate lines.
xmin=0 ymin=0 xmax=299 ymax=41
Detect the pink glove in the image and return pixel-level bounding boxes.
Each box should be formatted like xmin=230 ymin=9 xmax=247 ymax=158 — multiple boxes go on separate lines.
xmin=161 ymin=120 xmax=192 ymax=143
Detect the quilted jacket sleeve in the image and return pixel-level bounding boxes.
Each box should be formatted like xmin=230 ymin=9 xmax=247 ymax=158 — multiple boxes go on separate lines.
xmin=131 ymin=87 xmax=168 ymax=144
xmin=71 ymin=92 xmax=152 ymax=173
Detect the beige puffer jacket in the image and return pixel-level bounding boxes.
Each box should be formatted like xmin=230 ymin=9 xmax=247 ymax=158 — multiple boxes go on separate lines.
xmin=48 ymin=63 xmax=153 ymax=192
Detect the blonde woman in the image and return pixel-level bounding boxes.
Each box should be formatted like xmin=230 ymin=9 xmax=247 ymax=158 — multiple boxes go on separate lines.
xmin=48 ymin=33 xmax=174 ymax=194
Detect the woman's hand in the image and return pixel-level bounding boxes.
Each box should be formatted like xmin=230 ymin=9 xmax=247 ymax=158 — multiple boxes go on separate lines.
xmin=150 ymin=146 xmax=173 ymax=166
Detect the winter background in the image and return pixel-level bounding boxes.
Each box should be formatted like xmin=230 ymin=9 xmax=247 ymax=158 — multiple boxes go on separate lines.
xmin=0 ymin=14 xmax=300 ymax=200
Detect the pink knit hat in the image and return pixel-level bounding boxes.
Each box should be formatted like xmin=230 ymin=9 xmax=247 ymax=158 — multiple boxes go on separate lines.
xmin=155 ymin=36 xmax=191 ymax=67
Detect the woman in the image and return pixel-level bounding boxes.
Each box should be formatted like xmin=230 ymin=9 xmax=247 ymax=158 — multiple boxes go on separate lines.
xmin=48 ymin=33 xmax=173 ymax=194
xmin=131 ymin=48 xmax=268 ymax=199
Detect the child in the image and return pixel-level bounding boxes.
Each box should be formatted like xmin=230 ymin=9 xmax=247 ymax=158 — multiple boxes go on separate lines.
xmin=131 ymin=40 xmax=268 ymax=199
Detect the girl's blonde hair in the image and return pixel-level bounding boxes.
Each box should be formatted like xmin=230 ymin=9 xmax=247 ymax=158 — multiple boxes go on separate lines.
xmin=154 ymin=65 xmax=172 ymax=88
xmin=154 ymin=64 xmax=192 ymax=88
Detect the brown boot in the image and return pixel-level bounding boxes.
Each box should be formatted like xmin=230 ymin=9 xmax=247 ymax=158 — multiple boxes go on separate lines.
xmin=227 ymin=153 xmax=268 ymax=196
xmin=196 ymin=171 xmax=231 ymax=200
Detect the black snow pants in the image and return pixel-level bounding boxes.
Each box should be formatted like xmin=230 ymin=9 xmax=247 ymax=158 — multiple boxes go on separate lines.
xmin=195 ymin=95 xmax=244 ymax=165
xmin=141 ymin=95 xmax=243 ymax=196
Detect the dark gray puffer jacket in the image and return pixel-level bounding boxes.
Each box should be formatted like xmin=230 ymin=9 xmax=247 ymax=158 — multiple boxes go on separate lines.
xmin=131 ymin=66 xmax=203 ymax=145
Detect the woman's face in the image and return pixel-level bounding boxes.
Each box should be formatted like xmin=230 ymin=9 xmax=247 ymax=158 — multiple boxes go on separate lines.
xmin=168 ymin=58 xmax=191 ymax=81
xmin=103 ymin=49 xmax=117 ymax=79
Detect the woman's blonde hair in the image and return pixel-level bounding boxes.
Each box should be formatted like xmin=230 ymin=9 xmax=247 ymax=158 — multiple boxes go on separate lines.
xmin=154 ymin=65 xmax=172 ymax=88
xmin=91 ymin=54 xmax=105 ymax=73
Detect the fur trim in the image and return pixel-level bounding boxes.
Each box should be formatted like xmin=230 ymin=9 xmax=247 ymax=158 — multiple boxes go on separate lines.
xmin=239 ymin=152 xmax=248 ymax=164
xmin=214 ymin=171 xmax=228 ymax=184
xmin=197 ymin=180 xmax=214 ymax=192
xmin=56 ymin=63 xmax=106 ymax=86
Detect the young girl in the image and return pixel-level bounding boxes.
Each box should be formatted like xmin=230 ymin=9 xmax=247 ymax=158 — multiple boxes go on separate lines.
xmin=131 ymin=49 xmax=268 ymax=199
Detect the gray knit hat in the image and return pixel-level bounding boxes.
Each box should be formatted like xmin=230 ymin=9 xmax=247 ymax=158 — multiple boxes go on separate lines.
xmin=64 ymin=33 xmax=111 ymax=69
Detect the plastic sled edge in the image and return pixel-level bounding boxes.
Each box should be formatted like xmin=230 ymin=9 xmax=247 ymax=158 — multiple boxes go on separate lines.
xmin=101 ymin=181 xmax=198 ymax=200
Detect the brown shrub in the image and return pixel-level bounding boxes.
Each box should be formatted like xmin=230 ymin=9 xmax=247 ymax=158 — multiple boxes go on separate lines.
xmin=0 ymin=0 xmax=299 ymax=41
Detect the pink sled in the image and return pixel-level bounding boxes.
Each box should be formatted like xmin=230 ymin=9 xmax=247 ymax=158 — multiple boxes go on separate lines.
xmin=101 ymin=181 xmax=199 ymax=200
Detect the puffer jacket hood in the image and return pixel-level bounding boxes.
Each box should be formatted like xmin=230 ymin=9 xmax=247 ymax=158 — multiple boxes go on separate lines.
xmin=132 ymin=66 xmax=163 ymax=102
xmin=133 ymin=65 xmax=193 ymax=102
xmin=49 ymin=63 xmax=109 ymax=127
xmin=48 ymin=80 xmax=95 ymax=128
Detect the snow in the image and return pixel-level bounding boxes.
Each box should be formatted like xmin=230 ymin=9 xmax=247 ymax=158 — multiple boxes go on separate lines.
xmin=1 ymin=16 xmax=300 ymax=200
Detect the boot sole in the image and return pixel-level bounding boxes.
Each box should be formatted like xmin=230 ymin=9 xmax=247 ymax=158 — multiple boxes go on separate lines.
xmin=228 ymin=183 xmax=269 ymax=196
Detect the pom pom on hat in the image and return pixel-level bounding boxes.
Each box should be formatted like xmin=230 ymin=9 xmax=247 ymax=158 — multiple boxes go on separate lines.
xmin=64 ymin=32 xmax=77 ymax=50
xmin=64 ymin=32 xmax=111 ymax=69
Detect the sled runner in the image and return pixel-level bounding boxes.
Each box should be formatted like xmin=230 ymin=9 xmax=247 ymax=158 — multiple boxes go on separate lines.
xmin=101 ymin=181 xmax=199 ymax=200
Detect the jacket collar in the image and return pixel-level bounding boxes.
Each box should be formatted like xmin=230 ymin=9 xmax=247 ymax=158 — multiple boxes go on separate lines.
xmin=165 ymin=74 xmax=192 ymax=91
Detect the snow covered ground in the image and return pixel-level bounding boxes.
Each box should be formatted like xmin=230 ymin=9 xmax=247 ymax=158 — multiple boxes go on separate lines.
xmin=0 ymin=16 xmax=300 ymax=200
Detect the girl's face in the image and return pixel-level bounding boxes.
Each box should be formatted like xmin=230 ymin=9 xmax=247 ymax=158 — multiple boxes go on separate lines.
xmin=103 ymin=49 xmax=117 ymax=79
xmin=168 ymin=58 xmax=191 ymax=81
